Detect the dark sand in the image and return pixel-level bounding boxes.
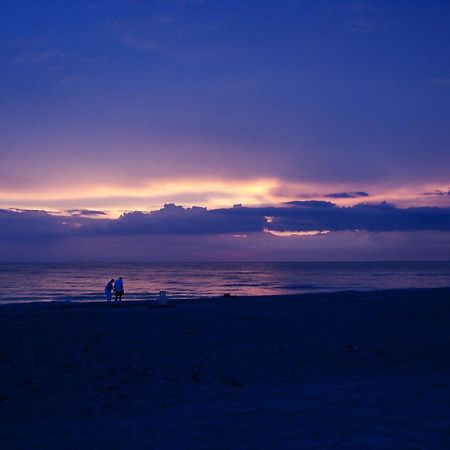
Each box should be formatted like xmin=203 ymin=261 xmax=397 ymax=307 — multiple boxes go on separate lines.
xmin=1 ymin=288 xmax=450 ymax=449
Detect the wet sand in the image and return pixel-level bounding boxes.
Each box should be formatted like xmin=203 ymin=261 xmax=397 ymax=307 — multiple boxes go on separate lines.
xmin=1 ymin=288 xmax=450 ymax=449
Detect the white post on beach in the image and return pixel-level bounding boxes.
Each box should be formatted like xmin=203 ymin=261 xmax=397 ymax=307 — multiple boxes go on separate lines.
xmin=158 ymin=290 xmax=168 ymax=305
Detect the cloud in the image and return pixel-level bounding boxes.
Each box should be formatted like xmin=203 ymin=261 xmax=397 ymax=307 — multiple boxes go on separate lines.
xmin=98 ymin=204 xmax=266 ymax=235
xmin=283 ymin=201 xmax=335 ymax=208
xmin=265 ymin=202 xmax=450 ymax=233
xmin=423 ymin=189 xmax=450 ymax=197
xmin=119 ymin=36 xmax=160 ymax=51
xmin=1 ymin=202 xmax=450 ymax=244
xmin=123 ymin=0 xmax=206 ymax=6
xmin=428 ymin=77 xmax=450 ymax=86
xmin=215 ymin=79 xmax=257 ymax=94
xmin=101 ymin=1 xmax=215 ymax=62
xmin=13 ymin=49 xmax=108 ymax=85
xmin=343 ymin=1 xmax=385 ymax=34
xmin=14 ymin=51 xmax=58 ymax=66
xmin=88 ymin=3 xmax=102 ymax=11
xmin=175 ymin=0 xmax=207 ymax=6
xmin=0 ymin=209 xmax=81 ymax=242
xmin=118 ymin=33 xmax=210 ymax=61
xmin=325 ymin=191 xmax=369 ymax=199
xmin=344 ymin=19 xmax=379 ymax=34
xmin=65 ymin=209 xmax=107 ymax=217
xmin=59 ymin=74 xmax=86 ymax=85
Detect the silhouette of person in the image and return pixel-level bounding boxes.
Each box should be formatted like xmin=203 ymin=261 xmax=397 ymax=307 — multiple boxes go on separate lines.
xmin=104 ymin=279 xmax=114 ymax=302
xmin=114 ymin=277 xmax=124 ymax=302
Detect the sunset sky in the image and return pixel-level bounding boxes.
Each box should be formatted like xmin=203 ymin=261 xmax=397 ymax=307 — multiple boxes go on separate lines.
xmin=1 ymin=0 xmax=449 ymax=260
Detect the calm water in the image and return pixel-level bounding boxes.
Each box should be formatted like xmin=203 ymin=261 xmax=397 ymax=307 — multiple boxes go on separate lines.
xmin=0 ymin=262 xmax=449 ymax=303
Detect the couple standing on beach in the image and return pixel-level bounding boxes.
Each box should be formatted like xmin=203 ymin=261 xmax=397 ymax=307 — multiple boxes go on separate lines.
xmin=104 ymin=277 xmax=125 ymax=302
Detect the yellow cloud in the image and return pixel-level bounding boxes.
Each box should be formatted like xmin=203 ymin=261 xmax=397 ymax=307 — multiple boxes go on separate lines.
xmin=0 ymin=177 xmax=447 ymax=218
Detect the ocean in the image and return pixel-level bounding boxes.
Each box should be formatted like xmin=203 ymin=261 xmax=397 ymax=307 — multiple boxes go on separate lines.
xmin=0 ymin=261 xmax=449 ymax=303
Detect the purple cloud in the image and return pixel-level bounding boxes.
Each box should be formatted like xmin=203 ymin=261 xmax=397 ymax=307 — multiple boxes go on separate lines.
xmin=423 ymin=190 xmax=450 ymax=197
xmin=65 ymin=209 xmax=107 ymax=217
xmin=264 ymin=202 xmax=450 ymax=233
xmin=1 ymin=202 xmax=450 ymax=244
xmin=325 ymin=192 xmax=369 ymax=199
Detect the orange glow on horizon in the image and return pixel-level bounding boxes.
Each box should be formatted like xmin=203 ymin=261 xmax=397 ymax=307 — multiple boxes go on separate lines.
xmin=0 ymin=178 xmax=275 ymax=200
xmin=0 ymin=177 xmax=448 ymax=218
xmin=0 ymin=178 xmax=280 ymax=217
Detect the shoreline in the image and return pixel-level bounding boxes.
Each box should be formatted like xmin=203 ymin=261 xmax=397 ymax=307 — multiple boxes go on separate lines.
xmin=1 ymin=285 xmax=449 ymax=310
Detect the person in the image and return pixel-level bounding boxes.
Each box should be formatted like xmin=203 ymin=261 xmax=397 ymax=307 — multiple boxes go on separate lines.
xmin=104 ymin=279 xmax=114 ymax=302
xmin=114 ymin=277 xmax=124 ymax=302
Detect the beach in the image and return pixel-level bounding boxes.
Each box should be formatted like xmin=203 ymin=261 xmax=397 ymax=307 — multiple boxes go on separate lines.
xmin=1 ymin=288 xmax=450 ymax=449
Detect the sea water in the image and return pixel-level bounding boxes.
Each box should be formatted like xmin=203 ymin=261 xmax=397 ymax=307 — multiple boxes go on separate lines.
xmin=0 ymin=261 xmax=449 ymax=303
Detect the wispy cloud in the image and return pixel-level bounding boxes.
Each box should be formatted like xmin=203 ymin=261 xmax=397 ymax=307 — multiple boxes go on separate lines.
xmin=14 ymin=50 xmax=59 ymax=66
xmin=325 ymin=191 xmax=369 ymax=199
xmin=343 ymin=1 xmax=385 ymax=34
xmin=98 ymin=0 xmax=218 ymax=62
xmin=88 ymin=3 xmax=102 ymax=11
xmin=13 ymin=48 xmax=109 ymax=86
xmin=119 ymin=35 xmax=160 ymax=51
xmin=65 ymin=209 xmax=107 ymax=217
xmin=118 ymin=33 xmax=211 ymax=61
xmin=345 ymin=19 xmax=379 ymax=34
xmin=175 ymin=0 xmax=207 ymax=6
xmin=125 ymin=0 xmax=207 ymax=7
xmin=428 ymin=77 xmax=450 ymax=86
xmin=423 ymin=189 xmax=450 ymax=197
xmin=58 ymin=74 xmax=86 ymax=85
xmin=214 ymin=79 xmax=257 ymax=94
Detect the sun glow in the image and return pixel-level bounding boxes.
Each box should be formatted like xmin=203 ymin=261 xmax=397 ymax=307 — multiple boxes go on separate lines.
xmin=0 ymin=177 xmax=448 ymax=218
xmin=0 ymin=178 xmax=276 ymax=201
xmin=0 ymin=178 xmax=279 ymax=217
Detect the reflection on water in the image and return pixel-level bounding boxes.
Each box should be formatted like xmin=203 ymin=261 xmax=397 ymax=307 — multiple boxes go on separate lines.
xmin=0 ymin=262 xmax=449 ymax=303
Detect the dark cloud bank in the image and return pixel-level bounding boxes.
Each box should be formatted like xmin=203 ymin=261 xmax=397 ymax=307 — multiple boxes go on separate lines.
xmin=1 ymin=201 xmax=450 ymax=242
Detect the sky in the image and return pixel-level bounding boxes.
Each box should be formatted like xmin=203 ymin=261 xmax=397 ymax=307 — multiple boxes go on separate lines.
xmin=0 ymin=0 xmax=449 ymax=261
